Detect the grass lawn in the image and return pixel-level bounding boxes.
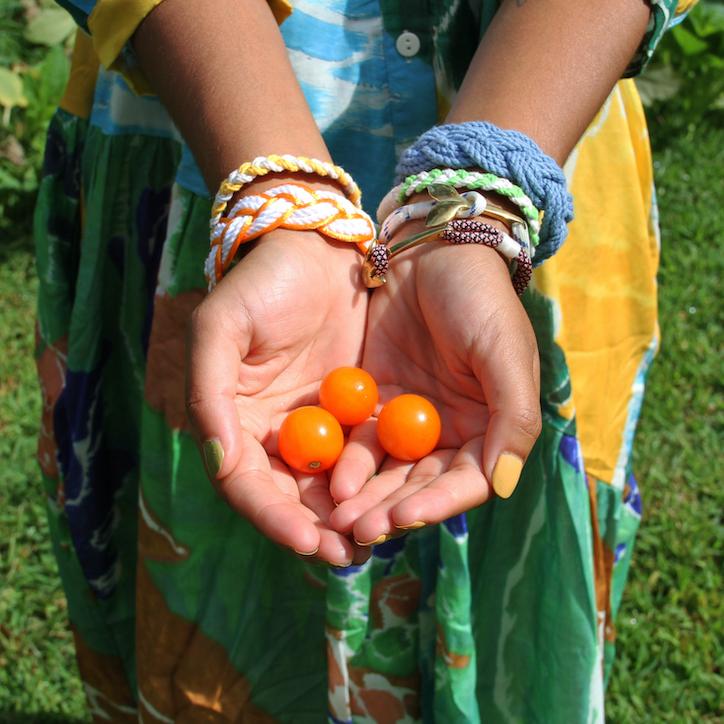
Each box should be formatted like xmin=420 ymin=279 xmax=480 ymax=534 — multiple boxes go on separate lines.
xmin=0 ymin=123 xmax=721 ymax=722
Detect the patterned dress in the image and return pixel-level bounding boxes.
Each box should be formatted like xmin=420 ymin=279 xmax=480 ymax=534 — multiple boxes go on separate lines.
xmin=35 ymin=1 xmax=695 ymax=721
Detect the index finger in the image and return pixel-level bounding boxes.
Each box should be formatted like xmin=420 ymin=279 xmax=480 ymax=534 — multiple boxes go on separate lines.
xmin=216 ymin=428 xmax=322 ymax=556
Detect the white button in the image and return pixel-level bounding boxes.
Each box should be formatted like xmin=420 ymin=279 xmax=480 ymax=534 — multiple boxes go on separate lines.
xmin=396 ymin=31 xmax=420 ymax=58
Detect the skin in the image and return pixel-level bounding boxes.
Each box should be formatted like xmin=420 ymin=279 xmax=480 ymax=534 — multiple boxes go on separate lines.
xmin=134 ymin=0 xmax=651 ymax=563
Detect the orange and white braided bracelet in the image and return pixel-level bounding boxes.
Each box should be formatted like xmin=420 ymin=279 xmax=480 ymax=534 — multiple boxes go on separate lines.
xmin=205 ymin=181 xmax=376 ymax=289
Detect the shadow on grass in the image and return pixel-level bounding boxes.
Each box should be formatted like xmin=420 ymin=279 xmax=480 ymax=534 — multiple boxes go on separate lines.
xmin=0 ymin=230 xmax=34 ymax=266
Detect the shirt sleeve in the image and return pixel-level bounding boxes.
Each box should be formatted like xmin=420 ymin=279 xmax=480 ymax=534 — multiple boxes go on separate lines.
xmin=54 ymin=0 xmax=293 ymax=94
xmin=624 ymin=0 xmax=699 ymax=77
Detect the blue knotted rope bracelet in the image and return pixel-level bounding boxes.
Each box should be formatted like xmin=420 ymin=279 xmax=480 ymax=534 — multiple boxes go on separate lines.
xmin=395 ymin=121 xmax=574 ymax=264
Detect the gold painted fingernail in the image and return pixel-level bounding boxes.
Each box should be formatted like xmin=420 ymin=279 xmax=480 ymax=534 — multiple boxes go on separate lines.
xmin=492 ymin=453 xmax=523 ymax=499
xmin=202 ymin=438 xmax=224 ymax=479
xmin=396 ymin=521 xmax=426 ymax=530
xmin=294 ymin=546 xmax=320 ymax=557
xmin=355 ymin=534 xmax=390 ymax=547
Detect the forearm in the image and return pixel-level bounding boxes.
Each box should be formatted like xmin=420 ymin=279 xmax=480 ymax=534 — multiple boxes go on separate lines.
xmin=447 ymin=0 xmax=651 ymax=164
xmin=133 ymin=0 xmax=329 ymax=191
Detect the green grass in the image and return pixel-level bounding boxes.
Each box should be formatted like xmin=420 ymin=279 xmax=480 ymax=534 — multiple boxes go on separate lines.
xmin=0 ymin=243 xmax=87 ymax=721
xmin=0 ymin=125 xmax=721 ymax=721
xmin=605 ymin=123 xmax=724 ymax=722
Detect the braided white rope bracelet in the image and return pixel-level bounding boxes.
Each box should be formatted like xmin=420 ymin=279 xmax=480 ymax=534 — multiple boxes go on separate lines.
xmin=379 ymin=190 xmax=488 ymax=244
xmin=380 ymin=186 xmax=531 ymax=261
xmin=206 ymin=182 xmax=375 ymax=289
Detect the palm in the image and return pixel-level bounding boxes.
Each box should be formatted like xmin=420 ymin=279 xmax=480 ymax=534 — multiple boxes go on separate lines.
xmin=362 ymin=247 xmax=491 ymax=448
xmin=228 ymin=236 xmax=367 ymax=442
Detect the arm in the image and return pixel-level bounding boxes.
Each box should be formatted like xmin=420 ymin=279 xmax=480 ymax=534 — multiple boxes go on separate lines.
xmin=133 ymin=0 xmax=370 ymax=566
xmin=448 ymin=0 xmax=651 ymax=163
xmin=133 ymin=0 xmax=331 ymax=190
xmin=331 ymin=2 xmax=655 ymax=538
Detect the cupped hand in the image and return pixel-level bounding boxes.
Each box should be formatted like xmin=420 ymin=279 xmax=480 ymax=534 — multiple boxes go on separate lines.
xmin=329 ymin=220 xmax=541 ymax=545
xmin=186 ymin=228 xmax=370 ymax=566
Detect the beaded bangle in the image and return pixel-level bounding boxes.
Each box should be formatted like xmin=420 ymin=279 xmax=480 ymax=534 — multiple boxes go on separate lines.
xmin=377 ymin=168 xmax=541 ymax=250
xmin=206 ymin=181 xmax=375 ymax=289
xmin=442 ymin=219 xmax=532 ymax=296
xmin=210 ymin=154 xmax=363 ymax=229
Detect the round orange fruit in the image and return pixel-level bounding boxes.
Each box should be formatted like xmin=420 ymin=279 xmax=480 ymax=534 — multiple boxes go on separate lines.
xmin=319 ymin=366 xmax=379 ymax=426
xmin=376 ymin=394 xmax=441 ymax=461
xmin=278 ymin=406 xmax=344 ymax=473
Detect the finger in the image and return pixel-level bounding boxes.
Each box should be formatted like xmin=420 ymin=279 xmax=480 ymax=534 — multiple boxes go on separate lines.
xmin=269 ymin=457 xmax=304 ymax=501
xmin=217 ymin=429 xmax=321 ymax=555
xmin=351 ymin=543 xmax=373 ymax=566
xmin=351 ymin=449 xmax=455 ymax=544
xmin=329 ymin=419 xmax=386 ymax=503
xmin=328 ymin=458 xmax=414 ymax=536
xmin=391 ymin=438 xmax=492 ymax=526
xmin=186 ymin=287 xmax=253 ymax=482
xmin=471 ymin=302 xmax=541 ymax=499
xmin=315 ymin=528 xmax=357 ymax=567
xmin=296 ymin=473 xmax=356 ymax=566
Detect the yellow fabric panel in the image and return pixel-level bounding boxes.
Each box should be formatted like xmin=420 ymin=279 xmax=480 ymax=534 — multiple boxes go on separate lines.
xmin=60 ymin=31 xmax=100 ymax=119
xmin=266 ymin=0 xmax=294 ymax=23
xmin=676 ymin=0 xmax=699 ymax=15
xmin=534 ymin=80 xmax=658 ymax=484
xmin=87 ymin=0 xmax=293 ymax=95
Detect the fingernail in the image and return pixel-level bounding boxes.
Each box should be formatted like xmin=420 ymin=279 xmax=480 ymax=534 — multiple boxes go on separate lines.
xmin=355 ymin=534 xmax=390 ymax=547
xmin=492 ymin=453 xmax=523 ymax=499
xmin=331 ymin=560 xmax=353 ymax=569
xmin=202 ymin=438 xmax=224 ymax=479
xmin=396 ymin=521 xmax=426 ymax=530
xmin=294 ymin=546 xmax=320 ymax=557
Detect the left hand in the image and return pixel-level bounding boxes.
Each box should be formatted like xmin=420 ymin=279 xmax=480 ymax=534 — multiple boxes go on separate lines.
xmin=328 ymin=219 xmax=542 ymax=545
xmin=186 ymin=228 xmax=371 ymax=566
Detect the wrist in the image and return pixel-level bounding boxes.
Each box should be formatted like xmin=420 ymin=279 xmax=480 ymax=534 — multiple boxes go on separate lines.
xmin=227 ymin=172 xmax=356 ymax=255
xmin=207 ymin=163 xmax=373 ymax=289
xmin=230 ymin=171 xmax=348 ymax=205
xmin=388 ymin=217 xmax=510 ymax=264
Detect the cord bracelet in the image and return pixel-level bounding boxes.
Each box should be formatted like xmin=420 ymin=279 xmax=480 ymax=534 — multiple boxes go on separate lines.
xmin=393 ymin=121 xmax=574 ymax=262
xmin=206 ymin=181 xmax=375 ymax=289
xmin=377 ymin=168 xmax=541 ymax=250
xmin=210 ymin=154 xmax=363 ymax=229
xmin=364 ymin=185 xmax=532 ymax=295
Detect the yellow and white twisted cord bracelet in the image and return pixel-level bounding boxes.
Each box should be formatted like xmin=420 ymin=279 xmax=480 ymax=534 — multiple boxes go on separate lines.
xmin=210 ymin=154 xmax=363 ymax=228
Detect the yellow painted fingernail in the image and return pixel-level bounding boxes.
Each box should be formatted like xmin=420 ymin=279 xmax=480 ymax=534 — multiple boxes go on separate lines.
xmin=202 ymin=438 xmax=224 ymax=479
xmin=294 ymin=546 xmax=320 ymax=557
xmin=355 ymin=534 xmax=390 ymax=547
xmin=492 ymin=453 xmax=523 ymax=499
xmin=396 ymin=521 xmax=426 ymax=530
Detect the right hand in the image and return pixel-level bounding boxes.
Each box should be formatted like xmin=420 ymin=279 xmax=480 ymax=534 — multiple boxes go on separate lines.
xmin=328 ymin=224 xmax=541 ymax=546
xmin=186 ymin=228 xmax=371 ymax=566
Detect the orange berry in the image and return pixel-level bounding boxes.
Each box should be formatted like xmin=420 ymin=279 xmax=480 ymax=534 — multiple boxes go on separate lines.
xmin=377 ymin=394 xmax=441 ymax=462
xmin=319 ymin=366 xmax=378 ymax=426
xmin=278 ymin=406 xmax=344 ymax=474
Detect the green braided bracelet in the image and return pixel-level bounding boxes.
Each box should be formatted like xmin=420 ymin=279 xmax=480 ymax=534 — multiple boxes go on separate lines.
xmin=392 ymin=168 xmax=541 ymax=248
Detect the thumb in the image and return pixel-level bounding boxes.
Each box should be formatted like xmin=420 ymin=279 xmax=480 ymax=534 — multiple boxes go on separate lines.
xmin=185 ymin=283 xmax=322 ymax=556
xmin=185 ymin=284 xmax=251 ymax=481
xmin=473 ymin=309 xmax=541 ymax=499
